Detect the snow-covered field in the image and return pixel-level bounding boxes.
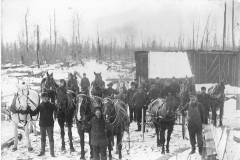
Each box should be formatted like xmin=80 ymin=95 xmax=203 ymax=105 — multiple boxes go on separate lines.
xmin=1 ymin=59 xmax=239 ymax=160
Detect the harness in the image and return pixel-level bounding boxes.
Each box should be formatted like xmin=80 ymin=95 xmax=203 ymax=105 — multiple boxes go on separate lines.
xmin=15 ymin=89 xmax=40 ymax=126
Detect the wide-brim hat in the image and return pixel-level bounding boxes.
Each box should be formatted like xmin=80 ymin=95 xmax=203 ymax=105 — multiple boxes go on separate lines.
xmin=41 ymin=92 xmax=49 ymax=98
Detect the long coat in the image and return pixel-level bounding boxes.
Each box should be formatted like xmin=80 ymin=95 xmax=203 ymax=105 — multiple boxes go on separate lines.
xmin=83 ymin=117 xmax=109 ymax=146
xmin=197 ymin=93 xmax=210 ymax=123
xmin=149 ymin=88 xmax=160 ymax=101
xmin=30 ymin=101 xmax=57 ymax=127
xmin=126 ymin=88 xmax=137 ymax=107
xmin=132 ymin=92 xmax=150 ymax=109
xmin=81 ymin=77 xmax=90 ymax=89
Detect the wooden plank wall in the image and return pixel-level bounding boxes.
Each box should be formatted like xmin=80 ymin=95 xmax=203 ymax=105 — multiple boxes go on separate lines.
xmin=187 ymin=51 xmax=239 ymax=86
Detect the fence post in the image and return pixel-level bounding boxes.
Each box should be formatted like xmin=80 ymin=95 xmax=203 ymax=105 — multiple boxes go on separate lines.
xmin=142 ymin=108 xmax=144 ymax=140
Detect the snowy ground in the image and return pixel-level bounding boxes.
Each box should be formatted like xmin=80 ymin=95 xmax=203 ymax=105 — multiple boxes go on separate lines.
xmin=1 ymin=59 xmax=239 ymax=160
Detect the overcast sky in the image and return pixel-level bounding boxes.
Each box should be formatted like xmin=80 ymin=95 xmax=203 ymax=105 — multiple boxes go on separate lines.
xmin=1 ymin=0 xmax=240 ymax=46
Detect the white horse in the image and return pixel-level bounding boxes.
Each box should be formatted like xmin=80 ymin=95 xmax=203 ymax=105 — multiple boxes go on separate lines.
xmin=11 ymin=83 xmax=40 ymax=151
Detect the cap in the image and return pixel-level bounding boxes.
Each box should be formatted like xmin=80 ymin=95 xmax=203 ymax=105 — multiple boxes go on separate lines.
xmin=83 ymin=73 xmax=86 ymax=75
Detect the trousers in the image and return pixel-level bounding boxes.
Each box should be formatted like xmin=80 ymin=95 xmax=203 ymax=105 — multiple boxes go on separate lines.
xmin=93 ymin=145 xmax=107 ymax=160
xmin=40 ymin=126 xmax=54 ymax=142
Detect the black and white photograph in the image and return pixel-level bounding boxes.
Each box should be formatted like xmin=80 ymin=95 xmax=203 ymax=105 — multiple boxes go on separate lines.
xmin=1 ymin=0 xmax=240 ymax=160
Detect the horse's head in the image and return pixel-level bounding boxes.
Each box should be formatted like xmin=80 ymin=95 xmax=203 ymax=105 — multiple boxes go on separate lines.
xmin=165 ymin=94 xmax=177 ymax=117
xmin=76 ymin=94 xmax=91 ymax=121
xmin=45 ymin=72 xmax=55 ymax=91
xmin=94 ymin=72 xmax=102 ymax=82
xmin=102 ymin=98 xmax=113 ymax=120
xmin=56 ymin=86 xmax=67 ymax=109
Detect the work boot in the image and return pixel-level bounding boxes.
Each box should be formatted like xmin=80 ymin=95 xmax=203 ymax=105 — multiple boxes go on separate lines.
xmin=198 ymin=147 xmax=202 ymax=155
xmin=50 ymin=142 xmax=55 ymax=157
xmin=135 ymin=123 xmax=141 ymax=132
xmin=38 ymin=141 xmax=45 ymax=156
xmin=190 ymin=146 xmax=195 ymax=155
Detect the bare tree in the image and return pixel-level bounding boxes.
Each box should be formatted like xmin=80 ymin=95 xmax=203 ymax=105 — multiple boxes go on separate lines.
xmin=223 ymin=3 xmax=226 ymax=51
xmin=201 ymin=14 xmax=211 ymax=49
xmin=196 ymin=16 xmax=200 ymax=49
xmin=192 ymin=21 xmax=195 ymax=50
xmin=54 ymin=9 xmax=57 ymax=54
xmin=25 ymin=8 xmax=29 ymax=52
xmin=232 ymin=0 xmax=235 ymax=51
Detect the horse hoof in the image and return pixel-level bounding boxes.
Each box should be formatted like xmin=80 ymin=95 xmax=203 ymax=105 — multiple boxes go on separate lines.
xmin=161 ymin=151 xmax=165 ymax=154
xmin=28 ymin=147 xmax=33 ymax=152
xmin=166 ymin=150 xmax=169 ymax=153
xmin=12 ymin=147 xmax=17 ymax=151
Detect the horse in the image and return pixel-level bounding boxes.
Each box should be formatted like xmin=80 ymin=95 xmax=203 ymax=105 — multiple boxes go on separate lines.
xmin=91 ymin=72 xmax=105 ymax=97
xmin=75 ymin=94 xmax=94 ymax=160
xmin=10 ymin=83 xmax=40 ymax=151
xmin=148 ymin=94 xmax=178 ymax=154
xmin=102 ymin=98 xmax=130 ymax=159
xmin=208 ymin=81 xmax=225 ymax=126
xmin=55 ymin=86 xmax=77 ymax=152
xmin=41 ymin=72 xmax=59 ymax=103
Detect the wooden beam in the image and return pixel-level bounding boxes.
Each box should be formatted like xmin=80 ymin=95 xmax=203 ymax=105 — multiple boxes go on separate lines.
xmin=212 ymin=71 xmax=220 ymax=83
xmin=236 ymin=53 xmax=240 ymax=110
xmin=204 ymin=125 xmax=217 ymax=159
xmin=207 ymin=64 xmax=219 ymax=81
xmin=207 ymin=55 xmax=219 ymax=73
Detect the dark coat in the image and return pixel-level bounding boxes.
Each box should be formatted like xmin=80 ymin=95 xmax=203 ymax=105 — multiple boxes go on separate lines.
xmin=149 ymin=88 xmax=160 ymax=101
xmin=81 ymin=77 xmax=90 ymax=89
xmin=83 ymin=117 xmax=109 ymax=146
xmin=197 ymin=93 xmax=210 ymax=113
xmin=126 ymin=88 xmax=137 ymax=107
xmin=141 ymin=82 xmax=149 ymax=93
xmin=156 ymin=83 xmax=164 ymax=91
xmin=30 ymin=101 xmax=57 ymax=127
xmin=181 ymin=102 xmax=205 ymax=126
xmin=132 ymin=92 xmax=150 ymax=109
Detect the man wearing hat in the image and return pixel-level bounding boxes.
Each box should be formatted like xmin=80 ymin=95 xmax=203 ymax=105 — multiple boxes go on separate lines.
xmin=155 ymin=77 xmax=164 ymax=91
xmin=179 ymin=93 xmax=205 ymax=155
xmin=104 ymin=82 xmax=118 ymax=98
xmin=169 ymin=76 xmax=180 ymax=96
xmin=27 ymin=92 xmax=57 ymax=157
xmin=140 ymin=77 xmax=149 ymax=93
xmin=148 ymin=82 xmax=160 ymax=102
xmin=160 ymin=80 xmax=176 ymax=98
xmin=197 ymin=86 xmax=210 ymax=124
xmin=83 ymin=106 xmax=109 ymax=160
xmin=132 ymin=85 xmax=150 ymax=131
xmin=126 ymin=82 xmax=138 ymax=123
xmin=134 ymin=79 xmax=139 ymax=89
xmin=81 ymin=73 xmax=90 ymax=95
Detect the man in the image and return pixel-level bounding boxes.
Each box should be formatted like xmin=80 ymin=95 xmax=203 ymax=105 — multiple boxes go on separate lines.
xmin=155 ymin=77 xmax=164 ymax=92
xmin=67 ymin=73 xmax=75 ymax=92
xmin=81 ymin=73 xmax=90 ymax=95
xmin=132 ymin=85 xmax=150 ymax=132
xmin=148 ymin=83 xmax=160 ymax=102
xmin=28 ymin=92 xmax=58 ymax=157
xmin=160 ymin=80 xmax=176 ymax=98
xmin=134 ymin=79 xmax=139 ymax=89
xmin=126 ymin=82 xmax=138 ymax=123
xmin=83 ymin=107 xmax=109 ymax=160
xmin=179 ymin=93 xmax=205 ymax=155
xmin=114 ymin=87 xmax=127 ymax=104
xmin=169 ymin=76 xmax=180 ymax=96
xmin=197 ymin=87 xmax=210 ymax=124
xmin=104 ymin=82 xmax=118 ymax=98
xmin=140 ymin=77 xmax=149 ymax=93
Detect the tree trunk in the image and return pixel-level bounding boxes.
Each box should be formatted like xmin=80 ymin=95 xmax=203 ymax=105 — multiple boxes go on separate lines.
xmin=223 ymin=3 xmax=226 ymax=51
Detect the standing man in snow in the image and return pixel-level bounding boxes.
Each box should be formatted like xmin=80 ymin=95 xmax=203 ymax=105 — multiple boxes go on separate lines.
xmin=155 ymin=77 xmax=164 ymax=92
xmin=67 ymin=73 xmax=74 ymax=92
xmin=126 ymin=82 xmax=138 ymax=123
xmin=169 ymin=76 xmax=180 ymax=97
xmin=179 ymin=93 xmax=205 ymax=155
xmin=140 ymin=77 xmax=149 ymax=93
xmin=104 ymin=82 xmax=118 ymax=98
xmin=148 ymin=83 xmax=160 ymax=102
xmin=114 ymin=87 xmax=127 ymax=104
xmin=132 ymin=85 xmax=150 ymax=132
xmin=160 ymin=80 xmax=175 ymax=98
xmin=197 ymin=87 xmax=210 ymax=124
xmin=81 ymin=73 xmax=90 ymax=95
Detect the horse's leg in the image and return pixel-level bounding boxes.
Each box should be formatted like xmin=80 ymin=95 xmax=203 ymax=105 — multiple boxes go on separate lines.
xmin=108 ymin=136 xmax=112 ymax=160
xmin=77 ymin=122 xmax=85 ymax=159
xmin=160 ymin=128 xmax=166 ymax=154
xmin=25 ymin=121 xmax=33 ymax=151
xmin=68 ymin=124 xmax=75 ymax=152
xmin=12 ymin=120 xmax=18 ymax=151
xmin=211 ymin=104 xmax=217 ymax=126
xmin=117 ymin=132 xmax=123 ymax=159
xmin=58 ymin=113 xmax=66 ymax=151
xmin=219 ymin=102 xmax=224 ymax=126
xmin=154 ymin=122 xmax=160 ymax=147
xmin=33 ymin=121 xmax=37 ymax=136
xmin=166 ymin=126 xmax=173 ymax=153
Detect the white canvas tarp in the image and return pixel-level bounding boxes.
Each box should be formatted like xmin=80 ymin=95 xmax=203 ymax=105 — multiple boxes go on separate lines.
xmin=148 ymin=52 xmax=193 ymax=78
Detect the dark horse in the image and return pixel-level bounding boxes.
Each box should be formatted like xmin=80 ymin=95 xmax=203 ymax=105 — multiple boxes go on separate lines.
xmin=75 ymin=94 xmax=94 ymax=160
xmin=56 ymin=86 xmax=76 ymax=152
xmin=208 ymin=81 xmax=225 ymax=126
xmin=102 ymin=98 xmax=130 ymax=159
xmin=91 ymin=72 xmax=105 ymax=98
xmin=148 ymin=94 xmax=178 ymax=154
xmin=41 ymin=72 xmax=59 ymax=103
